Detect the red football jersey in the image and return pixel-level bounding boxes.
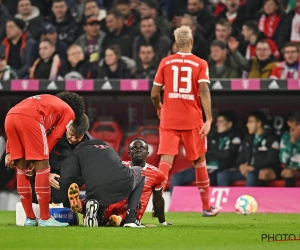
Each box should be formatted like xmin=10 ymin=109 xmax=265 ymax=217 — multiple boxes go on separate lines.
xmin=154 ymin=52 xmax=210 ymax=130
xmin=123 ymin=161 xmax=166 ymax=220
xmin=6 ymin=94 xmax=75 ymax=152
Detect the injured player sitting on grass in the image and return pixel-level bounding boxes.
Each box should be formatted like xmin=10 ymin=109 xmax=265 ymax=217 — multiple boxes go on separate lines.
xmin=66 ymin=138 xmax=173 ymax=227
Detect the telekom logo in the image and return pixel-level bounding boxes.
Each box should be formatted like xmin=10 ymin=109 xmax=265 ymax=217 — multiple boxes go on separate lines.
xmin=210 ymin=188 xmax=230 ymax=209
xmin=21 ymin=80 xmax=28 ymax=90
xmin=242 ymin=80 xmax=249 ymax=89
xmin=76 ymin=80 xmax=83 ymax=90
xmin=131 ymin=80 xmax=138 ymax=90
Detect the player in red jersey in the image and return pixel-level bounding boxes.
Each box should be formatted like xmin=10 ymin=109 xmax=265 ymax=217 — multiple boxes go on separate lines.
xmin=104 ymin=138 xmax=172 ymax=226
xmin=4 ymin=92 xmax=85 ymax=226
xmin=151 ymin=25 xmax=218 ymax=216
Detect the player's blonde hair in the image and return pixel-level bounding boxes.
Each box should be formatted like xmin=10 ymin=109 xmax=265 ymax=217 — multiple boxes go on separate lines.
xmin=174 ymin=25 xmax=193 ymax=48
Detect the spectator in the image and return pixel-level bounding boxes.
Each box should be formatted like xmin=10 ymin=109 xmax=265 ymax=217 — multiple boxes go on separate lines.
xmin=134 ymin=44 xmax=158 ymax=79
xmin=256 ymin=0 xmax=288 ymax=50
xmin=114 ymin=0 xmax=140 ymax=32
xmin=279 ymin=110 xmax=300 ymax=187
xmin=270 ymin=42 xmax=300 ymax=79
xmin=3 ymin=0 xmax=52 ymax=18
xmin=49 ymin=0 xmax=78 ymax=45
xmin=286 ymin=0 xmax=300 ymax=43
xmin=0 ymin=0 xmax=11 ymax=43
xmin=1 ymin=18 xmax=34 ymax=78
xmin=170 ymin=111 xmax=243 ymax=192
xmin=208 ymin=18 xmax=232 ymax=44
xmin=208 ymin=40 xmax=241 ymax=78
xmin=132 ymin=16 xmax=170 ymax=61
xmin=74 ymin=15 xmax=106 ymax=65
xmin=29 ymin=22 xmax=67 ymax=66
xmin=186 ymin=0 xmax=215 ymax=37
xmin=217 ymin=111 xmax=281 ymax=187
xmin=248 ymin=40 xmax=278 ymax=78
xmin=58 ymin=44 xmax=92 ymax=79
xmin=15 ymin=0 xmax=43 ymax=40
xmin=217 ymin=0 xmax=251 ymax=31
xmin=179 ymin=14 xmax=208 ymax=60
xmin=0 ymin=44 xmax=18 ymax=79
xmin=102 ymin=9 xmax=136 ymax=58
xmin=97 ymin=44 xmax=132 ymax=79
xmin=30 ymin=38 xmax=61 ymax=79
xmin=241 ymin=20 xmax=280 ymax=60
xmin=83 ymin=0 xmax=107 ymax=32
xmin=139 ymin=0 xmax=174 ymax=38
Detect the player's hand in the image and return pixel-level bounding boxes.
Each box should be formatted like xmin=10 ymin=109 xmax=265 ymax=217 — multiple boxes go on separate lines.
xmin=160 ymin=221 xmax=173 ymax=226
xmin=49 ymin=173 xmax=60 ymax=189
xmin=5 ymin=153 xmax=14 ymax=168
xmin=25 ymin=165 xmax=35 ymax=177
xmin=199 ymin=121 xmax=211 ymax=138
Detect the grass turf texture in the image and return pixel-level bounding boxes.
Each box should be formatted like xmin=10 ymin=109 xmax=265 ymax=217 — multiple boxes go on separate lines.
xmin=0 ymin=211 xmax=300 ymax=250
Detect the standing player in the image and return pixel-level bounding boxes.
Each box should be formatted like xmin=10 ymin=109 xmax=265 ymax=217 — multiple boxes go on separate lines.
xmin=5 ymin=92 xmax=85 ymax=226
xmin=104 ymin=138 xmax=172 ymax=226
xmin=151 ymin=25 xmax=218 ymax=216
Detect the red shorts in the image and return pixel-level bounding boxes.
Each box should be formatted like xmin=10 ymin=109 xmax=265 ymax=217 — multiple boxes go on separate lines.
xmin=158 ymin=126 xmax=207 ymax=161
xmin=5 ymin=114 xmax=49 ymax=161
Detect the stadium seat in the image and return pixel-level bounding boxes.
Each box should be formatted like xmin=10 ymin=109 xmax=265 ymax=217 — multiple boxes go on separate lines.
xmin=121 ymin=125 xmax=160 ymax=167
xmin=89 ymin=121 xmax=123 ymax=153
xmin=3 ymin=178 xmax=17 ymax=190
xmin=166 ymin=142 xmax=192 ymax=190
xmin=230 ymin=180 xmax=246 ymax=187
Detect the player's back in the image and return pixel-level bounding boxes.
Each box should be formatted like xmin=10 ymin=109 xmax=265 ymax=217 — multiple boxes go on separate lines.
xmin=154 ymin=53 xmax=210 ymax=130
xmin=8 ymin=94 xmax=73 ymax=122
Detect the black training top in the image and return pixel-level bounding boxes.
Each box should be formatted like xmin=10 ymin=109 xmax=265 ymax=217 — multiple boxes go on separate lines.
xmin=60 ymin=139 xmax=134 ymax=206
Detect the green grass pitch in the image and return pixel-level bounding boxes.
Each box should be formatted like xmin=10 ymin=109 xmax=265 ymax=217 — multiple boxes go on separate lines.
xmin=1 ymin=211 xmax=300 ymax=250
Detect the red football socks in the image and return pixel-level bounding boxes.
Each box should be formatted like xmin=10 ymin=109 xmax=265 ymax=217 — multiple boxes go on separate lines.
xmin=158 ymin=160 xmax=172 ymax=180
xmin=16 ymin=167 xmax=36 ymax=220
xmin=35 ymin=166 xmax=51 ymax=220
xmin=194 ymin=160 xmax=210 ymax=210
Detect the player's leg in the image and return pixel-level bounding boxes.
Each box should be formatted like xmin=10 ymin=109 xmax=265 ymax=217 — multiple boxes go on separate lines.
xmin=123 ymin=166 xmax=145 ymax=227
xmin=22 ymin=118 xmax=67 ymax=226
xmin=157 ymin=127 xmax=180 ymax=184
xmin=182 ymin=128 xmax=218 ymax=216
xmin=5 ymin=114 xmax=37 ymax=225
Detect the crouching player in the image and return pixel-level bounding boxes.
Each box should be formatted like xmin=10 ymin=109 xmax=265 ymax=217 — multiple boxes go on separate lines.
xmin=104 ymin=138 xmax=173 ymax=227
xmin=60 ymin=139 xmax=146 ymax=227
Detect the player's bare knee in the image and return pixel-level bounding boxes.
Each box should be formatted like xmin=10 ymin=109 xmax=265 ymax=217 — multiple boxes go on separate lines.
xmin=31 ymin=159 xmax=49 ymax=171
xmin=193 ymin=154 xmax=205 ymax=165
xmin=14 ymin=158 xmax=30 ymax=169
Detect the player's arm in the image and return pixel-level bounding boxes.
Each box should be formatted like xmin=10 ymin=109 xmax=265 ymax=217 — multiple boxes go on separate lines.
xmin=198 ymin=61 xmax=212 ymax=138
xmin=152 ymin=188 xmax=165 ymax=223
xmin=151 ymin=60 xmax=164 ymax=117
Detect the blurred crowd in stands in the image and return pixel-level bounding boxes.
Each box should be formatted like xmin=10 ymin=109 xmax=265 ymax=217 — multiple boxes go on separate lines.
xmin=1 ymin=0 xmax=300 ymax=81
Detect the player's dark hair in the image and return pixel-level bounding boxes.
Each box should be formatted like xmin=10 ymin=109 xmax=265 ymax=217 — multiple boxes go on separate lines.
xmin=218 ymin=111 xmax=237 ymax=126
xmin=128 ymin=138 xmax=148 ymax=150
xmin=140 ymin=15 xmax=155 ymax=23
xmin=56 ymin=92 xmax=85 ymax=117
xmin=71 ymin=113 xmax=90 ymax=135
xmin=249 ymin=110 xmax=267 ymax=126
xmin=287 ymin=110 xmax=300 ymax=124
